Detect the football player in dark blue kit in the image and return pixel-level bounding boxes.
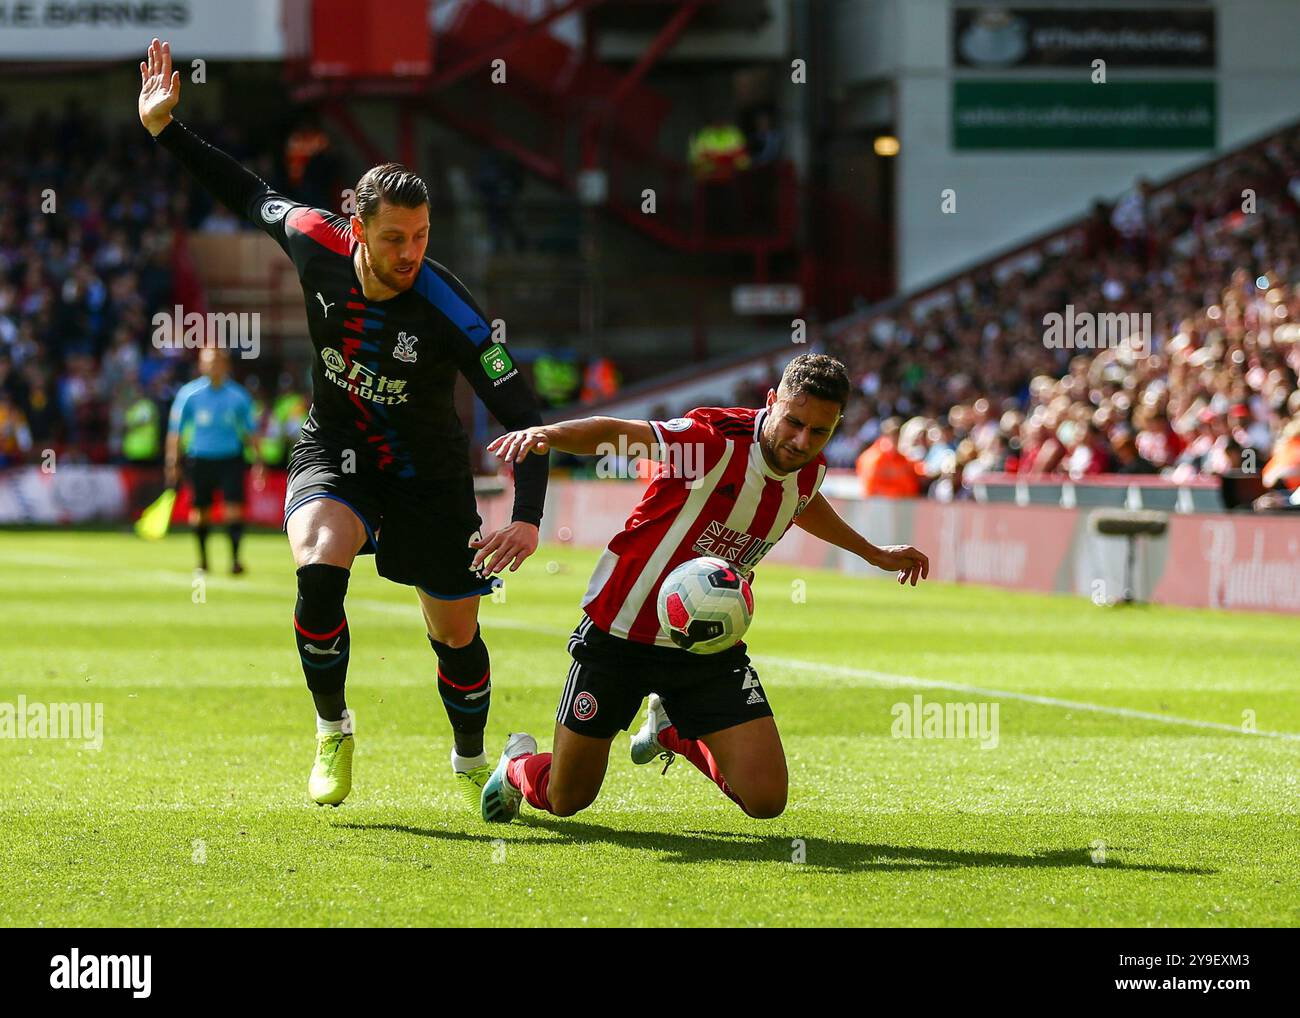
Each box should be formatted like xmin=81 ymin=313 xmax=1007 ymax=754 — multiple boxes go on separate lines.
xmin=140 ymin=38 xmax=549 ymax=809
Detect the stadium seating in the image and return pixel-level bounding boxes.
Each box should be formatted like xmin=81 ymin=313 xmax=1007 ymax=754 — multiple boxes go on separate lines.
xmin=819 ymin=122 xmax=1300 ymax=503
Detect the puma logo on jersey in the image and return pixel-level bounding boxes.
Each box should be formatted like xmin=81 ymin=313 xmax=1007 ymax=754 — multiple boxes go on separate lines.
xmin=393 ymin=331 xmax=418 ymax=363
xmin=303 ymin=638 xmax=342 ymax=656
xmin=316 ymin=293 xmax=334 ymax=317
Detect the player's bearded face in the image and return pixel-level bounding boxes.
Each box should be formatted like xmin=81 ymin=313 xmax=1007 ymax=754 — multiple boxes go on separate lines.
xmin=763 ymin=391 xmax=840 ymax=471
xmin=356 ymin=203 xmax=430 ymax=292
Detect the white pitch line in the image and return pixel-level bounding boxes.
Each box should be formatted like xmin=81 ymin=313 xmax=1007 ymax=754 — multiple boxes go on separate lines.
xmin=752 ymin=655 xmax=1300 ymax=743
xmin=9 ymin=553 xmax=1297 ymax=742
xmin=350 ymin=600 xmax=1300 ymax=743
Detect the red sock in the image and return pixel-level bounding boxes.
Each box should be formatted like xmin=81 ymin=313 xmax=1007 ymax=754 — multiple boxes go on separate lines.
xmin=657 ymin=726 xmax=746 ymax=810
xmin=506 ymin=752 xmax=553 ymax=813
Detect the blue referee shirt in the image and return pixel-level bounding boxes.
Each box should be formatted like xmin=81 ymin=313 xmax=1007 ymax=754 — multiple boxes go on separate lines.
xmin=168 ymin=377 xmax=256 ymax=459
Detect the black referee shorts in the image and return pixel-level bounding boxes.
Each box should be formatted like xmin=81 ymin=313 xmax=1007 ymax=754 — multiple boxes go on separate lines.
xmin=557 ymin=615 xmax=773 ymax=741
xmin=283 ymin=437 xmax=499 ymax=600
xmin=187 ymin=454 xmax=246 ymax=509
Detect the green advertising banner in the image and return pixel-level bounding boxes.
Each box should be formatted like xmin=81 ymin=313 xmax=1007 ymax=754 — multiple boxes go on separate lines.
xmin=952 ymin=80 xmax=1216 ymax=149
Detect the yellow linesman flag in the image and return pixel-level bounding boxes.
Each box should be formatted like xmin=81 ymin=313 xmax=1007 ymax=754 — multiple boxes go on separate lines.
xmin=134 ymin=488 xmax=177 ymax=541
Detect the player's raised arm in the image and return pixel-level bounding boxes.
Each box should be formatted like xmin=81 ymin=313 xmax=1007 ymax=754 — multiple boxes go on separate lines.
xmin=138 ymin=38 xmax=181 ymax=137
xmin=794 ymin=491 xmax=929 ymax=586
xmin=139 ymin=38 xmax=297 ymax=246
xmin=487 ymin=416 xmax=657 ymax=462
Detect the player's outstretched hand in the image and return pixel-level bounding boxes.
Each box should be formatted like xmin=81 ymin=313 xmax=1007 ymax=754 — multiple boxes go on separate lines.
xmin=470 ymin=521 xmax=539 ymax=575
xmin=486 ymin=427 xmax=550 ymax=464
xmin=139 ymin=37 xmax=181 ymax=137
xmin=870 ymin=544 xmax=930 ymax=586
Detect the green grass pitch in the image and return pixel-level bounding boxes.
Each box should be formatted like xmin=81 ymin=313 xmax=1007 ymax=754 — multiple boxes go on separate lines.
xmin=1 ymin=529 xmax=1296 ymax=927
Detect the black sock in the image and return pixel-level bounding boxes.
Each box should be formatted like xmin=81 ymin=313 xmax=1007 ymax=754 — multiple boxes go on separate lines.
xmin=228 ymin=522 xmax=244 ymax=563
xmin=430 ymin=625 xmax=490 ymax=758
xmin=294 ymin=564 xmax=351 ymax=723
xmin=312 ymin=688 xmax=348 ymax=724
xmin=194 ymin=524 xmax=209 ymax=569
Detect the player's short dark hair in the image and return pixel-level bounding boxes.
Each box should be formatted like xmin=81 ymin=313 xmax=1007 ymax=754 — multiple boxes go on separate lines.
xmin=355 ymin=163 xmax=429 ymax=221
xmin=778 ymin=353 xmax=850 ymax=411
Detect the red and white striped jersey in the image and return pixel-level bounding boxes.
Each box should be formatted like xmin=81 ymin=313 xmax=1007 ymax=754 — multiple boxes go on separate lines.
xmin=582 ymin=406 xmax=827 ymax=647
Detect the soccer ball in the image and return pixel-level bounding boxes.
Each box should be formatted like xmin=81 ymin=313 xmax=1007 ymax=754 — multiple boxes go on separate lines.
xmin=657 ymin=556 xmax=754 ymax=654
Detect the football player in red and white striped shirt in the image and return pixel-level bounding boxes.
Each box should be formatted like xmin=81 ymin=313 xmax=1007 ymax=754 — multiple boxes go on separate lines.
xmin=479 ymin=354 xmax=929 ymax=824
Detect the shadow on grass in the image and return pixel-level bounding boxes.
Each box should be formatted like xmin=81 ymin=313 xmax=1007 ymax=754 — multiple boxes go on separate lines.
xmin=337 ymin=820 xmax=1212 ymax=875
xmin=334 ymin=822 xmax=558 ymax=847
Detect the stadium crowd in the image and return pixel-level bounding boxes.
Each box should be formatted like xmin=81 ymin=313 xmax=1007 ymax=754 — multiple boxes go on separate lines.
xmin=0 ymin=101 xmax=307 ymax=469
xmin=813 ymin=124 xmax=1300 ymax=505
xmin=4 ymin=101 xmax=1300 ymax=510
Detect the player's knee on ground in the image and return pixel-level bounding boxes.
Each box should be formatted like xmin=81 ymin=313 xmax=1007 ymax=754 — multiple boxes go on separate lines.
xmin=741 ymin=787 xmax=787 ymax=820
xmin=729 ymin=769 xmax=788 ymax=819
xmin=545 ymin=755 xmax=603 ymax=817
xmin=546 ymin=780 xmax=599 ymax=817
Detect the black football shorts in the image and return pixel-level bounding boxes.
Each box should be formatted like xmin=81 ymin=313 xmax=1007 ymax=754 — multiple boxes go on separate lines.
xmin=188 ymin=454 xmax=246 ymax=509
xmin=283 ymin=436 xmax=499 ymax=600
xmin=557 ymin=615 xmax=773 ymax=741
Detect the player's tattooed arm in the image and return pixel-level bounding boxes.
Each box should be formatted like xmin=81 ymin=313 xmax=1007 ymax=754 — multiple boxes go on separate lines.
xmin=487 ymin=417 xmax=657 ymax=461
xmin=794 ymin=493 xmax=930 ymax=586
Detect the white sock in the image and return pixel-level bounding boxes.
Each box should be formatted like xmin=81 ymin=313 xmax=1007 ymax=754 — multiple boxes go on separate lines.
xmin=451 ymin=747 xmax=488 ymax=773
xmin=317 ymin=709 xmax=353 ymax=736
